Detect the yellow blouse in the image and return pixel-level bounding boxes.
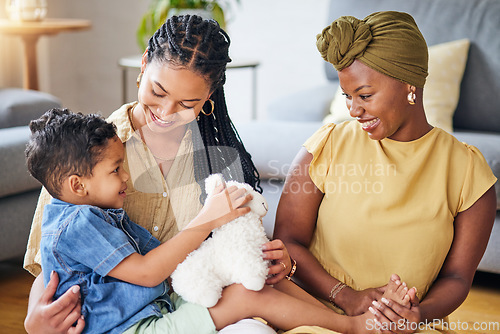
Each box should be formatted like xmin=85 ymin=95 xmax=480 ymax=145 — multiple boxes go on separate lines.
xmin=307 ymin=121 xmax=496 ymax=297
xmin=23 ymin=102 xmax=202 ymax=276
xmin=284 ymin=121 xmax=496 ymax=334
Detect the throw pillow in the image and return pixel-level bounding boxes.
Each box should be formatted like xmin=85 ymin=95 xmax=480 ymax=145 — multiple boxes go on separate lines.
xmin=323 ymin=85 xmax=351 ymax=125
xmin=323 ymin=39 xmax=470 ymax=134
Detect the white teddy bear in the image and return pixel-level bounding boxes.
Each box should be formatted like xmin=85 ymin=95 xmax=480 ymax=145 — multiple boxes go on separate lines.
xmin=171 ymin=173 xmax=270 ymax=308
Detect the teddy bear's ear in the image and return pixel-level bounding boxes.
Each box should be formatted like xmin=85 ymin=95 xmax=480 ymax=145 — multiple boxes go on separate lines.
xmin=204 ymin=173 xmax=225 ymax=197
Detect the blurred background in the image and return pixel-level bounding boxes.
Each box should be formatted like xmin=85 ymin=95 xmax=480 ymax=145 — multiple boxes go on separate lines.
xmin=0 ymin=0 xmax=331 ymax=121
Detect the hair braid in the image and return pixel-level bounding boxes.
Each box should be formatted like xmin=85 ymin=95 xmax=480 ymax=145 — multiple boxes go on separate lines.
xmin=146 ymin=14 xmax=261 ymax=199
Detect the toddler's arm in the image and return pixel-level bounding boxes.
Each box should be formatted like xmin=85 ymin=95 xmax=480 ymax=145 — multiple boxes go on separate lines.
xmin=108 ymin=184 xmax=251 ymax=287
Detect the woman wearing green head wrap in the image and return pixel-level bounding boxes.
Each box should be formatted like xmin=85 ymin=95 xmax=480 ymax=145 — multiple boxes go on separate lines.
xmin=274 ymin=11 xmax=497 ymax=333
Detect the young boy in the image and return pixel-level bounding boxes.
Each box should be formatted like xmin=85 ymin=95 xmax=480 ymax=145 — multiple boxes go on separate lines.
xmin=25 ymin=108 xmax=411 ymax=334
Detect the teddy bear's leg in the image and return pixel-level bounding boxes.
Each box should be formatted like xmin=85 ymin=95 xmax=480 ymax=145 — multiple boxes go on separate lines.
xmin=188 ymin=267 xmax=226 ymax=308
xmin=181 ymin=282 xmax=220 ymax=308
xmin=171 ymin=259 xmax=204 ymax=305
xmin=171 ymin=240 xmax=226 ymax=308
xmin=229 ymin=231 xmax=269 ymax=292
xmin=238 ymin=254 xmax=268 ymax=291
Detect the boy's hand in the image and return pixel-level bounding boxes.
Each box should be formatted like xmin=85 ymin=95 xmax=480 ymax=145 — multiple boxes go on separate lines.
xmin=186 ymin=181 xmax=252 ymax=231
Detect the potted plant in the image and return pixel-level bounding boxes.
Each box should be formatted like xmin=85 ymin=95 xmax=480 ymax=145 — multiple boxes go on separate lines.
xmin=136 ymin=0 xmax=240 ymax=50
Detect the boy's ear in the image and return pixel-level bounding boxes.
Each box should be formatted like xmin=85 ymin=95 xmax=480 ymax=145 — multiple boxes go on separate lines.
xmin=67 ymin=175 xmax=87 ymax=197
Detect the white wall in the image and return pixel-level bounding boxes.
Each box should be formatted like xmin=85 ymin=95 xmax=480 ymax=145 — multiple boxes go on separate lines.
xmin=224 ymin=0 xmax=330 ymax=121
xmin=43 ymin=0 xmax=150 ymax=116
xmin=1 ymin=0 xmax=331 ymax=120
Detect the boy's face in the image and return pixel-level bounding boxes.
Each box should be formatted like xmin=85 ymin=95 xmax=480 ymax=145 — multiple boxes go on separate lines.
xmin=81 ymin=136 xmax=129 ymax=209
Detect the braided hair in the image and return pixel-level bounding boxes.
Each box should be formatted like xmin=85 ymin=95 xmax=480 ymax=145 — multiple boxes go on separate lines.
xmin=146 ymin=15 xmax=261 ymax=197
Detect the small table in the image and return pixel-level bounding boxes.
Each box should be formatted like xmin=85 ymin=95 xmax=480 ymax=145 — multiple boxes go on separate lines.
xmin=0 ymin=18 xmax=91 ymax=90
xmin=118 ymin=55 xmax=260 ymax=119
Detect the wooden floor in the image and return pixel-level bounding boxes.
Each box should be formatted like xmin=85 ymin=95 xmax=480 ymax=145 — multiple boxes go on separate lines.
xmin=1 ymin=258 xmax=499 ymax=333
xmin=0 ymin=258 xmax=33 ymax=333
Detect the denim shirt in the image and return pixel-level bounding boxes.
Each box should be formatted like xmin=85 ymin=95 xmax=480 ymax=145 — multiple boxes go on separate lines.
xmin=40 ymin=199 xmax=173 ymax=334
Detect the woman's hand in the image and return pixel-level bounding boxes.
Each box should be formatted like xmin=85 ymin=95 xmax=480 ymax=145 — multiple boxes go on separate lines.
xmin=369 ymin=288 xmax=421 ymax=333
xmin=25 ymin=271 xmax=85 ymax=334
xmin=263 ymin=239 xmax=293 ymax=285
xmin=339 ymin=285 xmax=387 ymax=316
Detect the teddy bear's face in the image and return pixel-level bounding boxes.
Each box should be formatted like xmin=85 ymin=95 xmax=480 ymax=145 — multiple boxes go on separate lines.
xmin=204 ymin=174 xmax=268 ymax=218
xmin=243 ymin=190 xmax=268 ymax=218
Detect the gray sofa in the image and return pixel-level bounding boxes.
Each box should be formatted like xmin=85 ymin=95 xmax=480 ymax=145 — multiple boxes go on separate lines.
xmin=236 ymin=0 xmax=500 ymax=274
xmin=0 ymin=88 xmax=61 ymax=262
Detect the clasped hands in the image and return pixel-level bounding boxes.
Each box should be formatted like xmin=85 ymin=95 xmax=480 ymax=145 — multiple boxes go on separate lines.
xmin=344 ymin=279 xmax=422 ymax=333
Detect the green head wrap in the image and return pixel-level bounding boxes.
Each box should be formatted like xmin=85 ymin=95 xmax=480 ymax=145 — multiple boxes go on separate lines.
xmin=316 ymin=11 xmax=429 ymax=88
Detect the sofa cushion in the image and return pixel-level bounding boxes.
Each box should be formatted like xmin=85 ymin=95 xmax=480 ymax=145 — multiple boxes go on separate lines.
xmin=0 ymin=88 xmax=61 ymax=129
xmin=0 ymin=126 xmax=41 ymax=198
xmin=421 ymin=39 xmax=470 ymax=133
xmin=236 ymin=120 xmax=323 ymax=179
xmin=0 ymin=189 xmax=40 ymax=261
xmin=324 ymin=38 xmax=470 ymax=134
xmin=323 ymin=85 xmax=351 ymax=125
xmin=453 ymin=131 xmax=500 ymax=210
xmin=477 ymin=212 xmax=500 ymax=274
xmin=266 ymin=83 xmax=338 ymax=122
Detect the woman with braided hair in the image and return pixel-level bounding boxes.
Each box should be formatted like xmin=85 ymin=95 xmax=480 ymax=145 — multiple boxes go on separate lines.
xmin=274 ymin=11 xmax=497 ymax=333
xmin=23 ymin=14 xmax=286 ymax=334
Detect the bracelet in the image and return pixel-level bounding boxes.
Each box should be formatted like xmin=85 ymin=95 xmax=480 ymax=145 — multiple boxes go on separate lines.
xmin=328 ymin=282 xmax=342 ymax=302
xmin=285 ymin=257 xmax=297 ymax=280
xmin=328 ymin=282 xmax=347 ymax=307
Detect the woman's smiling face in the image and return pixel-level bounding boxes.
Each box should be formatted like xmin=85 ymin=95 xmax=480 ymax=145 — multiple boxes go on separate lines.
xmin=338 ymin=60 xmax=415 ymax=142
xmin=137 ymin=60 xmax=212 ymax=133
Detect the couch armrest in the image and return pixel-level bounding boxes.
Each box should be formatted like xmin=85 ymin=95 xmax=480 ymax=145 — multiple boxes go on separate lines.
xmin=0 ymin=126 xmax=41 ymax=198
xmin=0 ymin=88 xmax=61 ymax=129
xmin=266 ymin=82 xmax=339 ymax=122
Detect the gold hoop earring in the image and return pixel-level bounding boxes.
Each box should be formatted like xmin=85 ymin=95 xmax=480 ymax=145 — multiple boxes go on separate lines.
xmin=408 ymin=91 xmax=416 ymax=105
xmin=136 ymin=72 xmax=143 ymax=88
xmin=201 ymin=99 xmax=215 ymax=116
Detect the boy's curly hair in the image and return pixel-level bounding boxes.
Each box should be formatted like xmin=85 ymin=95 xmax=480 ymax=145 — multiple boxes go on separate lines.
xmin=25 ymin=108 xmax=117 ymax=199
